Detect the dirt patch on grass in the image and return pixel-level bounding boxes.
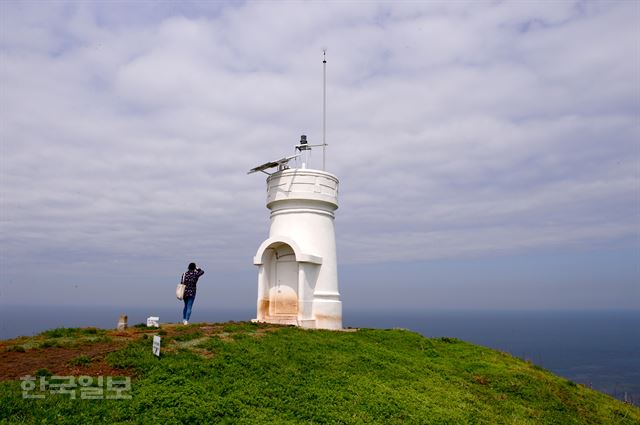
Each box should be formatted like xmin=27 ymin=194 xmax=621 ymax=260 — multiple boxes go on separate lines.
xmin=0 ymin=342 xmax=130 ymax=380
xmin=0 ymin=321 xmax=286 ymax=381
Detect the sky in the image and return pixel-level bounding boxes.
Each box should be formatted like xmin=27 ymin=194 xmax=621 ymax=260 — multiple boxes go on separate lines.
xmin=0 ymin=0 xmax=638 ymax=313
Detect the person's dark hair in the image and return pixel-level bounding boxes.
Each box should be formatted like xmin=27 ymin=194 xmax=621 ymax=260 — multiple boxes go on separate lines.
xmin=188 ymin=262 xmax=196 ymax=271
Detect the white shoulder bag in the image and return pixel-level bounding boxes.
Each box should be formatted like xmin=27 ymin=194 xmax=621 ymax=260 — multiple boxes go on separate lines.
xmin=176 ymin=273 xmax=186 ymax=300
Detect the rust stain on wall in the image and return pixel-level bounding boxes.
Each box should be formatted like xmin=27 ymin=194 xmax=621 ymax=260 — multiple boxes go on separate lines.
xmin=258 ymin=298 xmax=270 ymax=318
xmin=314 ymin=313 xmax=342 ymax=323
xmin=274 ymin=292 xmax=298 ymax=315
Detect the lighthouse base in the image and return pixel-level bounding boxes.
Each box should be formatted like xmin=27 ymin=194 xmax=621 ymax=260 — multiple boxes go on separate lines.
xmin=253 ymin=298 xmax=342 ymax=330
xmin=253 ymin=236 xmax=343 ymax=330
xmin=311 ymin=296 xmax=342 ymax=330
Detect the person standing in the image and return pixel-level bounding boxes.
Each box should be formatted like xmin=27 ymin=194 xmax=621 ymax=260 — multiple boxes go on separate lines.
xmin=182 ymin=262 xmax=204 ymax=325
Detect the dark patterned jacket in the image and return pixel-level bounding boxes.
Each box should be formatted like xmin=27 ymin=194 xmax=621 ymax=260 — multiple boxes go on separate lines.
xmin=182 ymin=268 xmax=204 ymax=298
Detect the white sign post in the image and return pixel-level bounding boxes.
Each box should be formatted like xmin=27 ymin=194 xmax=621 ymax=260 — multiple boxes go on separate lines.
xmin=152 ymin=335 xmax=161 ymax=357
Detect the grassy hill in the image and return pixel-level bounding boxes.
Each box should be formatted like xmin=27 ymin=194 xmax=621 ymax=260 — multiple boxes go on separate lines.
xmin=1 ymin=321 xmax=638 ymax=424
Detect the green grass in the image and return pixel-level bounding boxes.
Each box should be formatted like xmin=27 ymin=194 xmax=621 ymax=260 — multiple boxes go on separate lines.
xmin=34 ymin=335 xmax=111 ymax=350
xmin=222 ymin=321 xmax=259 ymax=333
xmin=5 ymin=345 xmax=26 ymax=353
xmin=38 ymin=327 xmax=106 ymax=338
xmin=38 ymin=339 xmax=62 ymax=349
xmin=68 ymin=355 xmax=92 ymax=367
xmin=9 ymin=328 xmax=113 ymax=351
xmin=34 ymin=368 xmax=53 ymax=378
xmin=1 ymin=323 xmax=638 ymax=424
xmin=171 ymin=330 xmax=203 ymax=342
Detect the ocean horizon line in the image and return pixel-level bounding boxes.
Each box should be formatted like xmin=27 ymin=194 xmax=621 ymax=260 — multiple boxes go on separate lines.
xmin=2 ymin=304 xmax=638 ymax=313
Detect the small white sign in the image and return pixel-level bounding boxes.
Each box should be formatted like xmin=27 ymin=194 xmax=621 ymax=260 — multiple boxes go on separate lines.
xmin=152 ymin=335 xmax=161 ymax=357
xmin=146 ymin=316 xmax=159 ymax=327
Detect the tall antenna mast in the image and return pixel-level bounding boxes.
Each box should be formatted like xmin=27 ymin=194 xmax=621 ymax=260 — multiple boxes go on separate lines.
xmin=322 ymin=48 xmax=327 ymax=171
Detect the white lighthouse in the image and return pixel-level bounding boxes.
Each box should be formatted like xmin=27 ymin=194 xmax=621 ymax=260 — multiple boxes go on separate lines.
xmin=249 ymin=138 xmax=342 ymax=330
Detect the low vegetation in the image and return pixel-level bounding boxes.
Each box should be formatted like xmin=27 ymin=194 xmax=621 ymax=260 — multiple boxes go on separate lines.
xmin=38 ymin=327 xmax=106 ymax=338
xmin=1 ymin=322 xmax=638 ymax=424
xmin=67 ymin=355 xmax=92 ymax=367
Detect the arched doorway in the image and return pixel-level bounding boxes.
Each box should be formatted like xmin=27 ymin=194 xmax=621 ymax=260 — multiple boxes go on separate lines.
xmin=268 ymin=244 xmax=298 ymax=316
xmin=254 ymin=236 xmax=323 ymax=325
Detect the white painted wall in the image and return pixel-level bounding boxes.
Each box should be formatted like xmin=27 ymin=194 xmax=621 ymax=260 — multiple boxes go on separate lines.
xmin=254 ymin=168 xmax=342 ymax=329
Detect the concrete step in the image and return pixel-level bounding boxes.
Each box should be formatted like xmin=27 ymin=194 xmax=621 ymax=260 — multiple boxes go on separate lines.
xmin=255 ymin=316 xmax=299 ymax=326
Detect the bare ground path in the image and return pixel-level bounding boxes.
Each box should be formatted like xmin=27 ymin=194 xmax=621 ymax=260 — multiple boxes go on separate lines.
xmin=0 ymin=322 xmax=282 ymax=380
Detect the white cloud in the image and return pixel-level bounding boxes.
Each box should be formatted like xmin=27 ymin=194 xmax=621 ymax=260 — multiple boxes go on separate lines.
xmin=0 ymin=1 xmax=637 ymax=307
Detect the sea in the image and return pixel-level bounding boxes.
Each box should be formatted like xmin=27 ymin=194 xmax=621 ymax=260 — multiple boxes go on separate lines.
xmin=1 ymin=305 xmax=638 ymax=405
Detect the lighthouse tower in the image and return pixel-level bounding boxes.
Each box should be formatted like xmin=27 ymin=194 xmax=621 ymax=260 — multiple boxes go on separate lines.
xmin=249 ymin=138 xmax=342 ymax=330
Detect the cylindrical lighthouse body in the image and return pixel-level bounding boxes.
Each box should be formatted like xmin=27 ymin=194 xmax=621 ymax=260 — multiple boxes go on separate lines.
xmin=255 ymin=168 xmax=342 ymax=330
